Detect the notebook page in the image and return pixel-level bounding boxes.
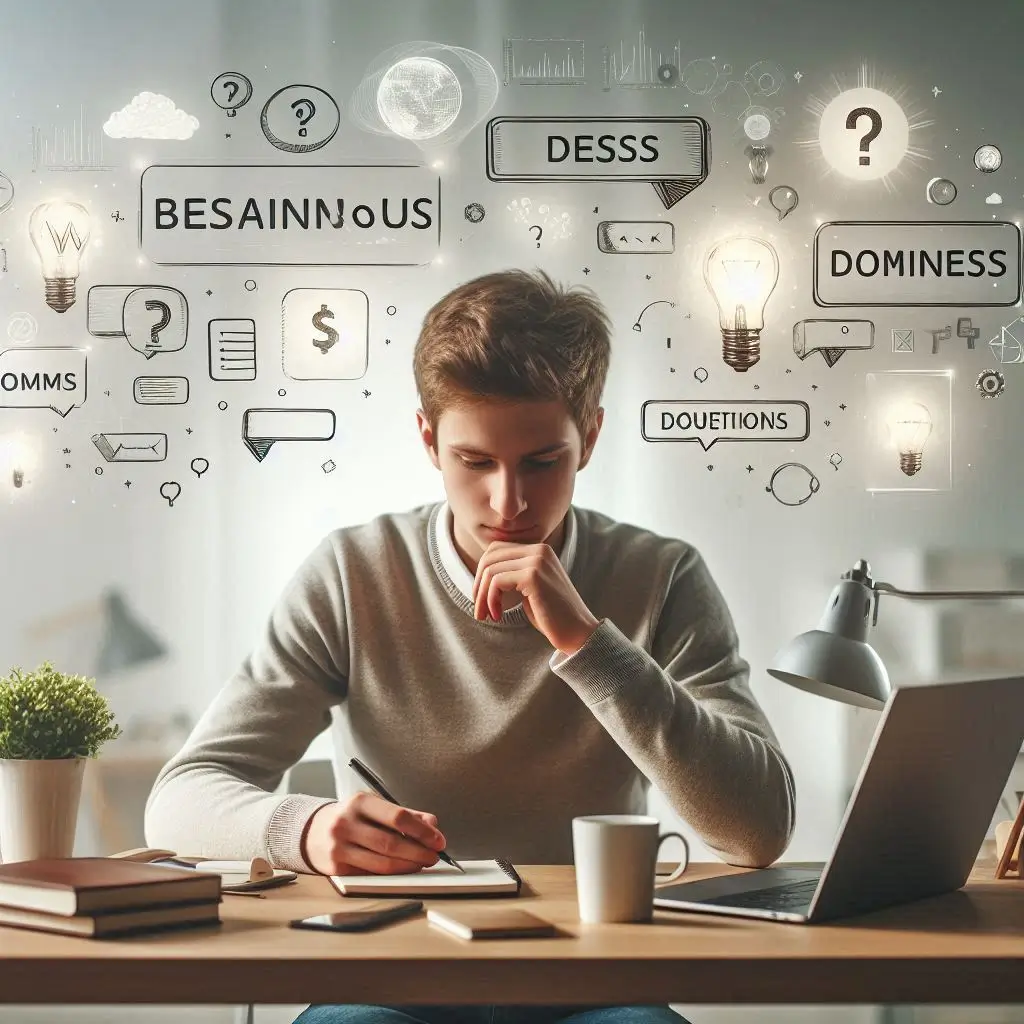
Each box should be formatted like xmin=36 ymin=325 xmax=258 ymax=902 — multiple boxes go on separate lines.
xmin=330 ymin=859 xmax=516 ymax=893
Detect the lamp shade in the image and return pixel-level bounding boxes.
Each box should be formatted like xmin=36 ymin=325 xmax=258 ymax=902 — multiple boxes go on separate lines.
xmin=768 ymin=576 xmax=890 ymax=709
xmin=94 ymin=590 xmax=166 ymax=677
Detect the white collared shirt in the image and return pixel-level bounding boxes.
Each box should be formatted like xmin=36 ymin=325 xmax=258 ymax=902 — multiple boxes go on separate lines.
xmin=433 ymin=500 xmax=579 ymax=607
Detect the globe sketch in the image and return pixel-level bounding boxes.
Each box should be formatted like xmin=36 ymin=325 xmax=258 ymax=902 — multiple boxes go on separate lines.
xmin=376 ymin=56 xmax=462 ymax=141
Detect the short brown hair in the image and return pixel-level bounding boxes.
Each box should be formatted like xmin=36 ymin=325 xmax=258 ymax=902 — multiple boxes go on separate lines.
xmin=413 ymin=269 xmax=611 ymax=442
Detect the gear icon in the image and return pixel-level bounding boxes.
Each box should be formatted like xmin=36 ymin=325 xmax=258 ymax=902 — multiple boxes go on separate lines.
xmin=976 ymin=369 xmax=1006 ymax=398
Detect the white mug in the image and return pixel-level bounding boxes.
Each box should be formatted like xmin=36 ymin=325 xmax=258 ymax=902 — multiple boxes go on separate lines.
xmin=572 ymin=814 xmax=689 ymax=924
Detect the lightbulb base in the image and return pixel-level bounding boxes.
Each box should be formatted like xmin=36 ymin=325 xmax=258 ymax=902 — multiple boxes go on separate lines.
xmin=722 ymin=329 xmax=761 ymax=371
xmin=899 ymin=452 xmax=923 ymax=476
xmin=45 ymin=277 xmax=76 ymax=313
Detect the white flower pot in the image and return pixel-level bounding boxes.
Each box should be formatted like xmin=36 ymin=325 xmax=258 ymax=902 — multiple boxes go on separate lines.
xmin=0 ymin=757 xmax=87 ymax=862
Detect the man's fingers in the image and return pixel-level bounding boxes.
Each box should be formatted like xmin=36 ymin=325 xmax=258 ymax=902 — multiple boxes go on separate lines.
xmin=355 ymin=793 xmax=446 ymax=849
xmin=343 ymin=818 xmax=438 ymax=870
xmin=337 ymin=840 xmax=429 ymax=876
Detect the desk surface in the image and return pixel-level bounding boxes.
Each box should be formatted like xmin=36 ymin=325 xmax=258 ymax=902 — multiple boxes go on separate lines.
xmin=1 ymin=844 xmax=1023 ymax=1006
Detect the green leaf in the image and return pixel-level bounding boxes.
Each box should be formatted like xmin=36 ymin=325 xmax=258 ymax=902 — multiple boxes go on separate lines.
xmin=0 ymin=662 xmax=121 ymax=760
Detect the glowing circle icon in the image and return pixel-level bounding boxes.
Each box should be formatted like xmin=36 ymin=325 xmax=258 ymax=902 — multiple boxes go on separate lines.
xmin=974 ymin=144 xmax=1002 ymax=173
xmin=818 ymin=87 xmax=909 ymax=181
xmin=376 ymin=57 xmax=462 ymax=141
xmin=926 ymin=177 xmax=957 ymax=206
xmin=743 ymin=113 xmax=771 ymax=141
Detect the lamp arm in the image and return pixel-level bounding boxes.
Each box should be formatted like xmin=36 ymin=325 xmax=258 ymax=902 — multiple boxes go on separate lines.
xmin=871 ymin=581 xmax=1024 ymax=626
xmin=873 ymin=582 xmax=1024 ymax=601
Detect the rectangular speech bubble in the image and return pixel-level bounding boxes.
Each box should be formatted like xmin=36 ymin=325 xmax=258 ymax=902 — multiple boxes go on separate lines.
xmin=242 ymin=407 xmax=336 ymax=462
xmin=140 ymin=165 xmax=440 ymax=266
xmin=642 ymin=400 xmax=810 ymax=450
xmin=92 ymin=432 xmax=167 ymax=462
xmin=0 ymin=347 xmax=87 ymax=417
xmin=487 ymin=117 xmax=709 ymax=208
xmin=133 ymin=376 xmax=189 ymax=404
xmin=597 ymin=221 xmax=675 ymax=254
xmin=793 ymin=319 xmax=874 ymax=366
xmin=813 ymin=221 xmax=1022 ymax=306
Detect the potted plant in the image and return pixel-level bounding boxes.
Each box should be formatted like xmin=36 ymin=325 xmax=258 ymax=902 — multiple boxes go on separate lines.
xmin=0 ymin=662 xmax=121 ymax=862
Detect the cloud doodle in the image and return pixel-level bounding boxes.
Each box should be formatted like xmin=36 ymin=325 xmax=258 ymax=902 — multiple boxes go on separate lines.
xmin=104 ymin=92 xmax=199 ymax=140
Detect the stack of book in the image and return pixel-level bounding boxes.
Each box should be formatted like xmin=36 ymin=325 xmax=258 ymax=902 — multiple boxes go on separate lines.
xmin=0 ymin=857 xmax=222 ymax=937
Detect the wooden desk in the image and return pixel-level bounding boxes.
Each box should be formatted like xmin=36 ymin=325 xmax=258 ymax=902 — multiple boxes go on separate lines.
xmin=1 ymin=845 xmax=1023 ymax=1007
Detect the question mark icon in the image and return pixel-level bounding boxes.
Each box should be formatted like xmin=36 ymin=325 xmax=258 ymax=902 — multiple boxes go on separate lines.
xmin=291 ymin=98 xmax=316 ymax=137
xmin=529 ymin=225 xmax=542 ymax=247
xmin=144 ymin=300 xmax=172 ymax=349
xmin=845 ymin=107 xmax=882 ymax=165
xmin=211 ymin=72 xmax=252 ymax=117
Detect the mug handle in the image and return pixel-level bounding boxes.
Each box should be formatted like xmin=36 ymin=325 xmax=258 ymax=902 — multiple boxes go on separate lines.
xmin=653 ymin=831 xmax=690 ymax=887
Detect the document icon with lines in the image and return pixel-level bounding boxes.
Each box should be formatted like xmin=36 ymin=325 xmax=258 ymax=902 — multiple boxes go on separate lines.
xmin=209 ymin=318 xmax=256 ymax=380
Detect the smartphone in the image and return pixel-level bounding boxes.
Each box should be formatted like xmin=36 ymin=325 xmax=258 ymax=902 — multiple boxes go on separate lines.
xmin=289 ymin=900 xmax=424 ymax=933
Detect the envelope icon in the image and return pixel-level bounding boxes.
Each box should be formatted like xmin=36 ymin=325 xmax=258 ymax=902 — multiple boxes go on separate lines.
xmin=891 ymin=329 xmax=914 ymax=353
xmin=91 ymin=432 xmax=168 ymax=463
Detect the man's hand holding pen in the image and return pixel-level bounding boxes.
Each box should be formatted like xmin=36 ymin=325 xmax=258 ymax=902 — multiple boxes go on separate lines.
xmin=301 ymin=791 xmax=448 ymax=876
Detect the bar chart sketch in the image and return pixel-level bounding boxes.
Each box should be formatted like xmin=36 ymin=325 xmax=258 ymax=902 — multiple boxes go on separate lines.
xmin=602 ymin=28 xmax=683 ymax=89
xmin=502 ymin=38 xmax=584 ymax=86
xmin=31 ymin=106 xmax=112 ymax=172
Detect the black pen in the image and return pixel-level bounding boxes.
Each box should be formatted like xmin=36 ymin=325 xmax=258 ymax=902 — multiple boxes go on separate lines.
xmin=348 ymin=757 xmax=466 ymax=873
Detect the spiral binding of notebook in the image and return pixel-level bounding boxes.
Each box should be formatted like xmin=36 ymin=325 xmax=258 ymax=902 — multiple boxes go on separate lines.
xmin=495 ymin=859 xmax=522 ymax=891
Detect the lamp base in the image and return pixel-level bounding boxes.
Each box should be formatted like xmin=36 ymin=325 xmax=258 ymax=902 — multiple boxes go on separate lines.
xmin=722 ymin=328 xmax=760 ymax=372
xmin=45 ymin=278 xmax=76 ymax=313
xmin=899 ymin=452 xmax=923 ymax=476
xmin=995 ymin=794 xmax=1024 ymax=879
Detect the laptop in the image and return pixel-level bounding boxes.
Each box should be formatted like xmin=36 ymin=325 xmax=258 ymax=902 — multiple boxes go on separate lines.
xmin=654 ymin=675 xmax=1024 ymax=923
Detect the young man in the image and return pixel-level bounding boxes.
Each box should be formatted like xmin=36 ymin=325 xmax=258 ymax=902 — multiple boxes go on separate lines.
xmin=146 ymin=269 xmax=795 ymax=1024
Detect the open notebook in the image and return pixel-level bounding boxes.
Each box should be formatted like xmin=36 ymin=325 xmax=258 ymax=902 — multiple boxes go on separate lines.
xmin=329 ymin=858 xmax=522 ymax=897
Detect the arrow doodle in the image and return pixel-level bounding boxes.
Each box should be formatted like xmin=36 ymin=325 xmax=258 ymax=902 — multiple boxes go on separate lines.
xmin=632 ymin=300 xmax=676 ymax=332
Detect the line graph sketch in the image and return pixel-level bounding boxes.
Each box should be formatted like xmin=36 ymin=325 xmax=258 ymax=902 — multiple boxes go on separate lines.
xmin=503 ymin=38 xmax=585 ymax=86
xmin=31 ymin=106 xmax=112 ymax=172
xmin=602 ymin=27 xmax=682 ymax=89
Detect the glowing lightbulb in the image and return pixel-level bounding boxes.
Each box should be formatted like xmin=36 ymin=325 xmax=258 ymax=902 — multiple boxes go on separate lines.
xmin=885 ymin=400 xmax=932 ymax=476
xmin=28 ymin=200 xmax=91 ymax=312
xmin=0 ymin=432 xmax=34 ymax=489
xmin=702 ymin=234 xmax=780 ymax=371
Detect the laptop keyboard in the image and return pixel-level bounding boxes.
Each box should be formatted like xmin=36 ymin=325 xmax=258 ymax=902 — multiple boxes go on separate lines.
xmin=709 ymin=878 xmax=819 ymax=911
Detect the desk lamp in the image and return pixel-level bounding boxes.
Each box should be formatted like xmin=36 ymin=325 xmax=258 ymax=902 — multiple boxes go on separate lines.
xmin=26 ymin=588 xmax=166 ymax=679
xmin=768 ymin=558 xmax=1024 ymax=709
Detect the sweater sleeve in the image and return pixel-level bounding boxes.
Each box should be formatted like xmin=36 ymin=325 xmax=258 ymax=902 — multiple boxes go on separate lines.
xmin=551 ymin=544 xmax=796 ymax=868
xmin=144 ymin=537 xmax=348 ymax=873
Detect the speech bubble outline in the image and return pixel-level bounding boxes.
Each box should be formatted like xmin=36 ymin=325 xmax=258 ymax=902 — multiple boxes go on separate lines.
xmin=812 ymin=220 xmax=1022 ymax=307
xmin=242 ymin=407 xmax=336 ymax=462
xmin=596 ymin=220 xmax=676 ymax=254
xmin=0 ymin=347 xmax=87 ymax=417
xmin=87 ymin=284 xmax=189 ymax=360
xmin=160 ymin=481 xmax=181 ymax=506
xmin=140 ymin=165 xmax=441 ymax=266
xmin=487 ymin=116 xmax=710 ymax=210
xmin=641 ymin=399 xmax=810 ymax=451
xmin=793 ymin=319 xmax=874 ymax=367
xmin=123 ymin=286 xmax=188 ymax=359
xmin=133 ymin=375 xmax=189 ymax=404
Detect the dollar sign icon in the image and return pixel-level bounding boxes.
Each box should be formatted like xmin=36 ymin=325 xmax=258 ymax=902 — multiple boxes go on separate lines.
xmin=311 ymin=304 xmax=339 ymax=354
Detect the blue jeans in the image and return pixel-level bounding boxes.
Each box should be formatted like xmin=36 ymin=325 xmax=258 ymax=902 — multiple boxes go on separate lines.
xmin=293 ymin=1006 xmax=688 ymax=1024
